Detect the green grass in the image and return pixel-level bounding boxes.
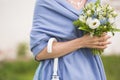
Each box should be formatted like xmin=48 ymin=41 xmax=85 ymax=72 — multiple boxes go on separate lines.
xmin=0 ymin=56 xmax=120 ymax=80
xmin=102 ymin=56 xmax=120 ymax=80
xmin=0 ymin=59 xmax=39 ymax=80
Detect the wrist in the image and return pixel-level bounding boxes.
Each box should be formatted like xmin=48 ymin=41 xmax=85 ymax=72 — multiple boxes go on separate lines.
xmin=76 ymin=38 xmax=85 ymax=49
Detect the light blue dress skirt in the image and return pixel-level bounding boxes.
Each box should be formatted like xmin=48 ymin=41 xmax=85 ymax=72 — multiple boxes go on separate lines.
xmin=30 ymin=0 xmax=106 ymax=80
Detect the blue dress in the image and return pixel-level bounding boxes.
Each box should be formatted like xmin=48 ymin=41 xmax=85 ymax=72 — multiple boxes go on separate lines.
xmin=30 ymin=0 xmax=106 ymax=80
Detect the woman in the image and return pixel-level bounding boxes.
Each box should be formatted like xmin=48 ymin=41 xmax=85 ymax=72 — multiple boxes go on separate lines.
xmin=30 ymin=0 xmax=111 ymax=80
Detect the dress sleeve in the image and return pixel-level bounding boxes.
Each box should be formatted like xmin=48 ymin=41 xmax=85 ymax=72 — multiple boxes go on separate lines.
xmin=30 ymin=0 xmax=51 ymax=56
xmin=30 ymin=0 xmax=77 ymax=56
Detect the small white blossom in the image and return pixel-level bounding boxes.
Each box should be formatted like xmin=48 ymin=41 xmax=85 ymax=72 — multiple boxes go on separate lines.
xmin=92 ymin=6 xmax=95 ymax=11
xmin=86 ymin=2 xmax=94 ymax=9
xmin=104 ymin=26 xmax=107 ymax=28
xmin=103 ymin=11 xmax=106 ymax=16
xmin=108 ymin=18 xmax=115 ymax=23
xmin=102 ymin=5 xmax=107 ymax=11
xmin=86 ymin=17 xmax=92 ymax=25
xmin=99 ymin=15 xmax=103 ymax=20
xmin=111 ymin=11 xmax=118 ymax=17
xmin=108 ymin=14 xmax=113 ymax=18
xmin=79 ymin=15 xmax=86 ymax=23
xmin=107 ymin=5 xmax=113 ymax=11
xmin=86 ymin=10 xmax=92 ymax=16
xmin=86 ymin=18 xmax=100 ymax=29
xmin=96 ymin=7 xmax=101 ymax=12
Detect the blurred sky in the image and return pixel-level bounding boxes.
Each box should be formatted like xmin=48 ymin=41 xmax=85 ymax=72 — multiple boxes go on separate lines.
xmin=0 ymin=0 xmax=35 ymax=50
xmin=0 ymin=0 xmax=120 ymax=55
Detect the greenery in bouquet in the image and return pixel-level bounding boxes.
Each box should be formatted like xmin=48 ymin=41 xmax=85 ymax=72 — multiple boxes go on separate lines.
xmin=73 ymin=0 xmax=120 ymax=54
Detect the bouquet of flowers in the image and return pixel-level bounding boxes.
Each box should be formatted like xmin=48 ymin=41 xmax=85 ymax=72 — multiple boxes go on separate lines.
xmin=73 ymin=0 xmax=120 ymax=54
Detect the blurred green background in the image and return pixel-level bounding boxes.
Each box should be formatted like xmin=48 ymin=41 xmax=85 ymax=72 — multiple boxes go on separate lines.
xmin=0 ymin=56 xmax=120 ymax=80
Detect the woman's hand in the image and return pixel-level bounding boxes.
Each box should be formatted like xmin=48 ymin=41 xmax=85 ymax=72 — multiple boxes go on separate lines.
xmin=79 ymin=33 xmax=111 ymax=49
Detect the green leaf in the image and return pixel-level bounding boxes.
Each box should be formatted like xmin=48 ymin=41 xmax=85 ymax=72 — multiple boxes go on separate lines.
xmin=112 ymin=28 xmax=120 ymax=32
xmin=95 ymin=0 xmax=100 ymax=6
xmin=73 ymin=20 xmax=81 ymax=27
xmin=78 ymin=27 xmax=91 ymax=32
xmin=112 ymin=32 xmax=115 ymax=36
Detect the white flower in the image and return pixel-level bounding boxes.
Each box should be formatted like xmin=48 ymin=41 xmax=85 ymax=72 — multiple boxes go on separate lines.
xmin=92 ymin=6 xmax=95 ymax=11
xmin=111 ymin=11 xmax=118 ymax=17
xmin=108 ymin=14 xmax=113 ymax=18
xmin=103 ymin=11 xmax=106 ymax=16
xmin=86 ymin=18 xmax=100 ymax=29
xmin=86 ymin=2 xmax=94 ymax=9
xmin=86 ymin=17 xmax=92 ymax=25
xmin=96 ymin=7 xmax=101 ymax=12
xmin=103 ymin=26 xmax=107 ymax=28
xmin=102 ymin=5 xmax=107 ymax=11
xmin=107 ymin=5 xmax=113 ymax=11
xmin=79 ymin=15 xmax=86 ymax=23
xmin=108 ymin=18 xmax=115 ymax=23
xmin=86 ymin=10 xmax=92 ymax=16
xmin=99 ymin=15 xmax=103 ymax=20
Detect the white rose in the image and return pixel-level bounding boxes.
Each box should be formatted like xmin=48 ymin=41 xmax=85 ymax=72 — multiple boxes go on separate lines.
xmin=86 ymin=18 xmax=100 ymax=29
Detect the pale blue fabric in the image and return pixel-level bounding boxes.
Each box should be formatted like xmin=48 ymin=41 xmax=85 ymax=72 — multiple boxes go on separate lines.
xmin=30 ymin=0 xmax=106 ymax=80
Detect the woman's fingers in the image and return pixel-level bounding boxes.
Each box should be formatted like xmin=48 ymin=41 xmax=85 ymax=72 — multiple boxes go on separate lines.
xmin=99 ymin=35 xmax=111 ymax=42
xmin=98 ymin=41 xmax=111 ymax=46
xmin=90 ymin=40 xmax=111 ymax=49
xmin=93 ymin=41 xmax=111 ymax=46
xmin=89 ymin=36 xmax=111 ymax=49
xmin=81 ymin=34 xmax=111 ymax=49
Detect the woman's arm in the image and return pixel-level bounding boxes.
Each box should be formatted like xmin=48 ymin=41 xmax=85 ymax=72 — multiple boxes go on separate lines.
xmin=35 ymin=34 xmax=111 ymax=61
